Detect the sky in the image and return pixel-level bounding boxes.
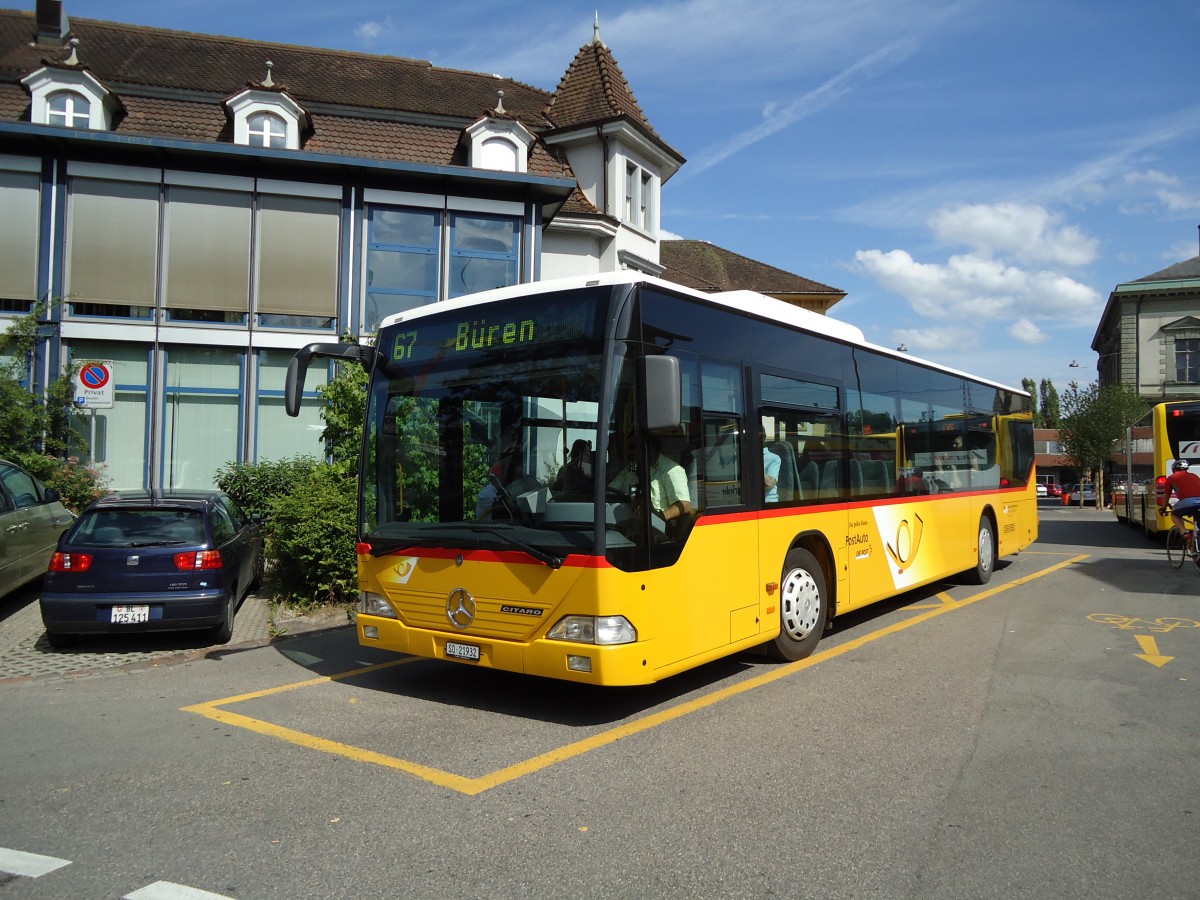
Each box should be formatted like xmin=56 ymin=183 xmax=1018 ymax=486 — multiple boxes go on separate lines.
xmin=61 ymin=0 xmax=1200 ymax=391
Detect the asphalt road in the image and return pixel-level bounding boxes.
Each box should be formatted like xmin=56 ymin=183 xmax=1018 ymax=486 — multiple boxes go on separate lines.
xmin=0 ymin=504 xmax=1196 ymax=899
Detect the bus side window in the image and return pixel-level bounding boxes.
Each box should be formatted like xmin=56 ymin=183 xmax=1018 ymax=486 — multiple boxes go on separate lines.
xmin=760 ymin=407 xmax=843 ymax=504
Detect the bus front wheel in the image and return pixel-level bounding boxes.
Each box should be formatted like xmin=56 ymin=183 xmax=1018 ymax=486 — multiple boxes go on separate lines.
xmin=968 ymin=516 xmax=995 ymax=585
xmin=766 ymin=548 xmax=828 ymax=661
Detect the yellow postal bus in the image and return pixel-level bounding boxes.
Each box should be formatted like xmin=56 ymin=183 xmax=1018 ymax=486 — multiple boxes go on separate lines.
xmin=286 ymin=273 xmax=1037 ymax=685
xmin=1113 ymin=400 xmax=1200 ymax=532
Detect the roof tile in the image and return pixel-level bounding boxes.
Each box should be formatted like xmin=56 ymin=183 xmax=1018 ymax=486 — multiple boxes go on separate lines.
xmin=661 ymin=239 xmax=844 ymax=297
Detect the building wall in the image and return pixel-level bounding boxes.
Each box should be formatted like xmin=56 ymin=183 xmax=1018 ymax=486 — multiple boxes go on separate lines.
xmin=1 ymin=151 xmax=562 ymax=492
xmin=542 ymin=231 xmax=604 ymax=279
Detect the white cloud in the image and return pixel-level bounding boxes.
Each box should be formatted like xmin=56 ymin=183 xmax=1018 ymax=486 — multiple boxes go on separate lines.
xmin=1124 ymin=169 xmax=1200 ymax=213
xmin=1167 ymin=239 xmax=1198 ymax=262
xmin=1008 ymin=317 xmax=1049 ymax=345
xmin=929 ymin=202 xmax=1098 ymax=266
xmin=891 ymin=323 xmax=979 ymax=354
xmin=854 ymin=247 xmax=1101 ymax=325
xmin=354 ymin=17 xmax=395 ymax=47
xmin=685 ymin=39 xmax=916 ymax=176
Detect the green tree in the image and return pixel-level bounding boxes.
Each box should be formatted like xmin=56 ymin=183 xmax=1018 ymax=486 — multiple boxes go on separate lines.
xmin=1039 ymin=379 xmax=1061 ymax=429
xmin=1058 ymin=381 xmax=1146 ymax=506
xmin=1022 ymin=378 xmax=1041 ymax=426
xmin=0 ymin=302 xmax=106 ymax=510
xmin=317 ymin=349 xmax=369 ymax=472
xmin=0 ymin=301 xmax=78 ymax=460
xmin=262 ymin=347 xmax=368 ymax=605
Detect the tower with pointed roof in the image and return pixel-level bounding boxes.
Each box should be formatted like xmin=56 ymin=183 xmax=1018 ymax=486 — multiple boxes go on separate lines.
xmin=539 ymin=15 xmax=685 ymax=279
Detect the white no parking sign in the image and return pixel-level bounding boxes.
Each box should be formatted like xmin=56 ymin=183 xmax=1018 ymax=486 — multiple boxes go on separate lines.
xmin=73 ymin=360 xmax=115 ymax=409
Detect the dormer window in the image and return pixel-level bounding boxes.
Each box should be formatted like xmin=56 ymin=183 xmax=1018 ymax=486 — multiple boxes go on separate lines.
xmin=463 ymin=113 xmax=535 ymax=174
xmin=226 ymin=88 xmax=306 ymax=151
xmin=47 ymin=90 xmax=91 ymax=128
xmin=21 ymin=65 xmax=118 ymax=131
xmin=623 ymin=161 xmax=656 ymax=233
xmin=247 ymin=112 xmax=288 ymax=149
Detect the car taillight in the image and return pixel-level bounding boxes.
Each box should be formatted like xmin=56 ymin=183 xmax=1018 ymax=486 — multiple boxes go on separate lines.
xmin=174 ymin=550 xmax=222 ymax=571
xmin=49 ymin=552 xmax=92 ymax=572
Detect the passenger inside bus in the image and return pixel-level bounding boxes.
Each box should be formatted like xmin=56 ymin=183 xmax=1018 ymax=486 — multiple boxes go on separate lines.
xmin=609 ymin=435 xmax=692 ymax=526
xmin=553 ymin=439 xmax=593 ymax=495
xmin=763 ymin=439 xmax=781 ymax=503
xmin=475 ymin=442 xmax=541 ymax=520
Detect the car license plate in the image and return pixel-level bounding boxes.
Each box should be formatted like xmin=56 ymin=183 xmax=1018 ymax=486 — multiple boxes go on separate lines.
xmin=111 ymin=605 xmax=150 ymax=624
xmin=445 ymin=641 xmax=480 ymax=661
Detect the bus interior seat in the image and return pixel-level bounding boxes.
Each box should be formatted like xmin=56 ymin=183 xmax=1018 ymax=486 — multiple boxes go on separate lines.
xmin=857 ymin=459 xmax=890 ymax=494
xmin=769 ymin=441 xmax=799 ymax=501
xmin=798 ymin=460 xmax=820 ymax=497
xmin=820 ymin=459 xmax=840 ymax=498
xmin=686 ymin=457 xmax=702 ymax=511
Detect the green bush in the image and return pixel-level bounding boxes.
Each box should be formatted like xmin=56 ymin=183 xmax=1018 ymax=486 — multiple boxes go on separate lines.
xmin=12 ymin=452 xmax=107 ymax=514
xmin=215 ymin=456 xmax=322 ymax=523
xmin=265 ymin=464 xmax=358 ymax=608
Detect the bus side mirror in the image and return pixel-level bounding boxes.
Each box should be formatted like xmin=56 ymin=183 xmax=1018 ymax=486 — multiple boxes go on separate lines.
xmin=284 ymin=352 xmax=309 ymax=417
xmin=641 ymin=355 xmax=681 ymax=434
xmin=284 ymin=342 xmax=386 ymax=417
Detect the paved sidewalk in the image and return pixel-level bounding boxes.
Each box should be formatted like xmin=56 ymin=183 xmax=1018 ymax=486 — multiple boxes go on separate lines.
xmin=0 ymin=584 xmax=353 ymax=684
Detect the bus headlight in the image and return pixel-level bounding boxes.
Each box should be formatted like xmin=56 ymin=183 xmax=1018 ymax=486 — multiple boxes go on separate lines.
xmin=547 ymin=615 xmax=636 ymax=645
xmin=360 ymin=591 xmax=397 ymax=618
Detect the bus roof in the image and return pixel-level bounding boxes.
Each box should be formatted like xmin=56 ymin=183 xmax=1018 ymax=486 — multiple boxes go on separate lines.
xmin=380 ymin=271 xmax=1028 ymax=397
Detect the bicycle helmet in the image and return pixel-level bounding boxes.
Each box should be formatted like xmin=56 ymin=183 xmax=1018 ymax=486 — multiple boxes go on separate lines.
xmin=1172 ymin=459 xmax=1190 ymax=472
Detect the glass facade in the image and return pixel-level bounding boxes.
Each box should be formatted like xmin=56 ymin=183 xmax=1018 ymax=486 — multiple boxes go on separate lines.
xmin=5 ymin=158 xmax=532 ymax=493
xmin=255 ymin=350 xmax=328 ymax=462
xmin=162 ymin=347 xmax=243 ymax=490
xmin=66 ymin=342 xmax=151 ymax=490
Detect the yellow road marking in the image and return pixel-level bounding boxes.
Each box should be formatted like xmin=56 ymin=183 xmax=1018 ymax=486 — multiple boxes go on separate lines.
xmin=1134 ymin=634 xmax=1175 ymax=668
xmin=184 ymin=554 xmax=1087 ymax=795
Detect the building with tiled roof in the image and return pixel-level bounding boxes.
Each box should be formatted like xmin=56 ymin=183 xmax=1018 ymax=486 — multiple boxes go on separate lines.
xmin=1092 ymin=252 xmax=1200 ymax=402
xmin=0 ymin=2 xmax=664 ymax=489
xmin=0 ymin=1 xmax=835 ymax=492
xmin=661 ymin=239 xmax=845 ymax=314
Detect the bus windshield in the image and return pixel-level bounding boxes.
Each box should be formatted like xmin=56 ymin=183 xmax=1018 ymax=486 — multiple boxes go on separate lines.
xmin=361 ymin=288 xmax=618 ymax=565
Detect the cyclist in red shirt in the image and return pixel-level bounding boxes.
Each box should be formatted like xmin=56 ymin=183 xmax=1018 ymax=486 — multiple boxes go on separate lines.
xmin=1161 ymin=459 xmax=1200 ymax=535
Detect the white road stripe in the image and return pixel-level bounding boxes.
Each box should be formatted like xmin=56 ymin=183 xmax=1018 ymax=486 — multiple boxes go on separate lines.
xmin=0 ymin=846 xmax=71 ymax=877
xmin=125 ymin=881 xmax=235 ymax=900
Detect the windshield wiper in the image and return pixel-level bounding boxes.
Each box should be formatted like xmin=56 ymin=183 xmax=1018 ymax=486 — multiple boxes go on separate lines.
xmin=364 ymin=524 xmax=563 ymax=568
xmin=468 ymin=526 xmax=563 ymax=569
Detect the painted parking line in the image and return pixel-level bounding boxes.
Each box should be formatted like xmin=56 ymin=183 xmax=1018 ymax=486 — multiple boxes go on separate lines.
xmin=184 ymin=554 xmax=1088 ymax=795
xmin=0 ymin=846 xmax=70 ymax=878
xmin=125 ymin=881 xmax=234 ymax=899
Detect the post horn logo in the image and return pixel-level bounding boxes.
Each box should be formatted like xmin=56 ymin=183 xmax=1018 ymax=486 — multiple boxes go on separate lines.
xmin=885 ymin=512 xmax=925 ymax=575
xmin=446 ymin=588 xmax=476 ymax=629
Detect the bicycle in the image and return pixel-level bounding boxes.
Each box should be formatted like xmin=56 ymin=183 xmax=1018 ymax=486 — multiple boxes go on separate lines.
xmin=1161 ymin=506 xmax=1200 ymax=571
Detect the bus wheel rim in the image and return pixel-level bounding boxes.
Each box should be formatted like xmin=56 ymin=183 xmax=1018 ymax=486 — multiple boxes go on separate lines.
xmin=780 ymin=568 xmax=820 ymax=640
xmin=979 ymin=526 xmax=994 ymax=572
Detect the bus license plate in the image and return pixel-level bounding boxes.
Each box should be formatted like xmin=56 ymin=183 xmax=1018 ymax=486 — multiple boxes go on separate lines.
xmin=445 ymin=641 xmax=480 ymax=661
xmin=111 ymin=605 xmax=150 ymax=624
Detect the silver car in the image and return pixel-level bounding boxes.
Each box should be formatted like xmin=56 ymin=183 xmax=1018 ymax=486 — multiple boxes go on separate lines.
xmin=0 ymin=460 xmax=74 ymax=598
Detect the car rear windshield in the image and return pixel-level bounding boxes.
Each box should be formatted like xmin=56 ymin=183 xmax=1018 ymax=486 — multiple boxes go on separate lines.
xmin=72 ymin=509 xmax=206 ymax=546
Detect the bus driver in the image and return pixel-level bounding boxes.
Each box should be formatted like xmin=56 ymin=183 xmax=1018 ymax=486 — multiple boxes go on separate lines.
xmin=609 ymin=436 xmax=692 ymax=526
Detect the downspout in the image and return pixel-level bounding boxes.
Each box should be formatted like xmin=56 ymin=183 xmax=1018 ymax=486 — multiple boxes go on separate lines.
xmin=598 ymin=126 xmax=612 ymax=270
xmin=598 ymin=125 xmax=610 ymax=217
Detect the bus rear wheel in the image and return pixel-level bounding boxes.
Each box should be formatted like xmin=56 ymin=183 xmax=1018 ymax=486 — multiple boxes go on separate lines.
xmin=766 ymin=548 xmax=828 ymax=661
xmin=968 ymin=516 xmax=995 ymax=584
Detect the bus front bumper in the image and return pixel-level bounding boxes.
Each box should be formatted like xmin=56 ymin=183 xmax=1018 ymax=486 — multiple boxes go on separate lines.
xmin=356 ymin=614 xmax=656 ymax=686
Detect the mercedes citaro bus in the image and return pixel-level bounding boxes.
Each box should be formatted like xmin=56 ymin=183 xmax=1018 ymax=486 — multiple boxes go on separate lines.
xmin=285 ymin=273 xmax=1037 ymax=685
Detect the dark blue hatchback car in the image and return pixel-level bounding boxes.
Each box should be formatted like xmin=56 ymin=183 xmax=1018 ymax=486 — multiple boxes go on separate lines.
xmin=40 ymin=490 xmax=263 ymax=648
